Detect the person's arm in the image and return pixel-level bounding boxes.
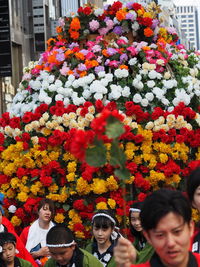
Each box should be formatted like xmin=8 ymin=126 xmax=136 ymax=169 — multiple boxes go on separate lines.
xmin=114 ymin=237 xmax=137 ymax=267
xmin=31 ymin=246 xmax=50 ymax=259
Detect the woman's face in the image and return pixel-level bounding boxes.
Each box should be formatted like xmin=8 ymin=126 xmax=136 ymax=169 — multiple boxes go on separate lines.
xmin=92 ymin=224 xmax=113 ymax=247
xmin=193 ymin=185 xmax=200 ymax=212
xmin=130 ymin=211 xmax=143 ymax=232
xmin=38 ymin=204 xmax=52 ymax=223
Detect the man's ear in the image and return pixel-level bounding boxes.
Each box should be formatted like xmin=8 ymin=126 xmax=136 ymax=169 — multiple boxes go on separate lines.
xmin=143 ymin=230 xmax=152 ymax=246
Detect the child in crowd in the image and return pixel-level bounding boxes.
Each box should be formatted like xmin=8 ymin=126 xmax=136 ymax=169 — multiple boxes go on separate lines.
xmin=20 ymin=198 xmax=55 ymax=266
xmin=187 ymin=166 xmax=200 ymax=253
xmin=129 ymin=202 xmax=154 ymax=264
xmin=114 ymin=188 xmax=200 ymax=267
xmin=85 ymin=210 xmax=120 ymax=267
xmin=0 ymin=232 xmax=33 ymax=267
xmin=0 ymin=193 xmax=36 ymax=266
xmin=44 ymin=225 xmax=103 ymax=267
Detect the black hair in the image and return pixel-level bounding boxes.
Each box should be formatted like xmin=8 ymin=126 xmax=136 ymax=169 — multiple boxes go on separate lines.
xmin=140 ymin=189 xmax=191 ymax=231
xmin=46 ymin=225 xmax=74 ymax=245
xmin=187 ymin=167 xmax=200 ymax=203
xmin=129 ymin=202 xmax=143 ymax=238
xmin=0 ymin=232 xmax=16 ymax=248
xmin=38 ymin=198 xmax=55 ymax=218
xmin=92 ymin=210 xmax=116 ymax=230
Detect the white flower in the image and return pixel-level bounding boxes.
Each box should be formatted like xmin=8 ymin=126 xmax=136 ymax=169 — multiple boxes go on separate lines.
xmin=147 ymin=80 xmax=155 ymax=88
xmin=8 ymin=205 xmax=17 ymax=213
xmin=55 ymin=94 xmax=64 ymax=101
xmin=141 ymin=98 xmax=149 ymax=107
xmin=148 ymin=70 xmax=158 ymax=79
xmin=132 ymin=21 xmax=139 ymax=31
xmin=145 ymin=92 xmax=154 ymax=101
xmin=133 ymin=93 xmax=142 ymax=103
xmin=114 ymin=69 xmax=129 ymax=78
xmin=129 ymin=58 xmax=137 ymax=65
xmin=94 ymin=8 xmax=104 ymax=17
xmin=44 ymin=97 xmax=52 ymax=105
xmin=122 ymin=86 xmax=131 ymax=97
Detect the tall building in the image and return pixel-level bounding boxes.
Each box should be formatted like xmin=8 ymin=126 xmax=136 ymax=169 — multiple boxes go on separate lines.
xmin=174 ymin=0 xmax=200 ymax=50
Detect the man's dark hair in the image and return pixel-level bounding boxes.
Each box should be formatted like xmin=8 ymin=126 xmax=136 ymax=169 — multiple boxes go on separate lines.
xmin=46 ymin=225 xmax=74 ymax=245
xmin=187 ymin=167 xmax=200 ymax=202
xmin=92 ymin=210 xmax=116 ymax=230
xmin=38 ymin=198 xmax=55 ymax=218
xmin=140 ymin=189 xmax=191 ymax=231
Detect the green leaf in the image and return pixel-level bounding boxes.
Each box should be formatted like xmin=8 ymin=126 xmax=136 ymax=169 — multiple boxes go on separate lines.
xmin=86 ymin=140 xmax=107 ymax=167
xmin=105 ymin=116 xmax=125 ymax=139
xmin=114 ymin=168 xmax=130 ymax=181
xmin=62 ymin=204 xmax=70 ymax=211
xmin=30 ymin=176 xmax=38 ymax=182
xmin=110 ymin=140 xmax=126 ymax=167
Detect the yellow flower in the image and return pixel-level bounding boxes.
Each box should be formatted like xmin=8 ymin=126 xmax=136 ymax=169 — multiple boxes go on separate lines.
xmin=49 ymin=151 xmax=59 ymax=161
xmin=11 ymin=216 xmax=22 ymax=226
xmin=54 ymin=213 xmax=65 ymax=223
xmin=66 ymin=172 xmax=75 ymax=182
xmin=92 ymin=178 xmax=107 ymax=194
xmin=10 ymin=178 xmax=20 ymax=189
xmin=30 ymin=182 xmax=42 ymax=195
xmin=17 ymin=192 xmax=28 ymax=202
xmin=67 ymin=161 xmax=77 ymax=173
xmin=41 ymin=128 xmax=52 ymax=136
xmin=192 ymin=208 xmax=200 ymax=223
xmin=6 ymin=188 xmax=16 ymax=199
xmin=63 ymin=152 xmax=76 ymax=161
xmin=96 ymin=202 xmax=108 ymax=210
xmin=159 ymin=153 xmax=168 ymax=164
xmin=106 ymin=176 xmax=119 ymax=191
xmin=107 ymin=199 xmax=116 ymax=209
xmin=76 ymin=177 xmax=91 ymax=195
xmin=125 ymin=149 xmax=134 ymax=160
xmin=75 ymin=231 xmax=85 ymax=239
xmin=48 ymin=184 xmax=59 ymax=193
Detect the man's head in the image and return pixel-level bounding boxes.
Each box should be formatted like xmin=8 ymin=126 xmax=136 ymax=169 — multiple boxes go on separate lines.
xmin=140 ymin=189 xmax=194 ymax=267
xmin=187 ymin=167 xmax=200 ymax=211
xmin=46 ymin=225 xmax=76 ymax=266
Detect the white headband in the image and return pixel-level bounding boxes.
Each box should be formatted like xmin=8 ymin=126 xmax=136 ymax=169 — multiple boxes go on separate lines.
xmin=129 ymin=208 xmax=141 ymax=212
xmin=92 ymin=213 xmax=116 ymax=225
xmin=46 ymin=240 xmax=75 ymax=248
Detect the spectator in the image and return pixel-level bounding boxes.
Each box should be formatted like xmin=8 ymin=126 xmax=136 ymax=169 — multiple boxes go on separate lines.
xmin=44 ymin=225 xmax=103 ymax=266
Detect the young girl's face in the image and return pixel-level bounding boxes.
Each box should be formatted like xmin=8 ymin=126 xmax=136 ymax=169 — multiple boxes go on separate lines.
xmin=193 ymin=185 xmax=200 ymax=212
xmin=38 ymin=204 xmax=52 ymax=223
xmin=130 ymin=211 xmax=143 ymax=232
xmin=93 ymin=223 xmax=113 ymax=246
xmin=1 ymin=242 xmax=15 ymax=264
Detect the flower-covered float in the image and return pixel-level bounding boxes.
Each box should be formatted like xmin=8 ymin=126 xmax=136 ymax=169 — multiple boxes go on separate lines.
xmin=1 ymin=1 xmax=200 ymax=242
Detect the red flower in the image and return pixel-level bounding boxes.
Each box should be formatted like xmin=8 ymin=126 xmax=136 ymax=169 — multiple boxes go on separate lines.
xmin=126 ymin=162 xmax=137 ymax=174
xmin=35 ymin=103 xmax=48 ymax=114
xmin=73 ymin=223 xmax=85 ymax=232
xmin=22 ymin=112 xmax=33 ymax=124
xmin=95 ymin=197 xmax=107 ymax=204
xmin=22 ymin=133 xmax=31 ymax=142
xmin=111 ymin=1 xmax=123 ymax=12
xmin=15 ymin=208 xmax=26 ymax=220
xmin=134 ymin=173 xmax=150 ymax=191
xmin=137 ymin=192 xmax=147 ymax=202
xmin=73 ymin=199 xmax=85 ymax=211
xmin=9 ymin=117 xmax=21 ymax=129
xmin=132 ymin=3 xmax=142 ymax=11
xmin=83 ymin=6 xmax=92 ymax=15
xmin=0 ymin=174 xmax=9 ymax=184
xmin=40 ymin=176 xmax=53 ymax=187
xmin=0 ymin=133 xmax=4 ymax=145
xmin=80 ymin=107 xmax=88 ymax=117
xmin=151 ymin=107 xmax=164 ymax=120
xmin=16 ymin=168 xmax=27 ymax=179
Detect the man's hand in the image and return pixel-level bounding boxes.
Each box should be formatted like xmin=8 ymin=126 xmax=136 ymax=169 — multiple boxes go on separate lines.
xmin=114 ymin=237 xmax=137 ymax=267
xmin=31 ymin=246 xmax=50 ymax=259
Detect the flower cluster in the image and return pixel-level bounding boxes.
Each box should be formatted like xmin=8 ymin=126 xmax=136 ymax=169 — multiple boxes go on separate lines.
xmin=1 ymin=100 xmax=200 ymax=239
xmin=1 ymin=1 xmax=200 ymax=241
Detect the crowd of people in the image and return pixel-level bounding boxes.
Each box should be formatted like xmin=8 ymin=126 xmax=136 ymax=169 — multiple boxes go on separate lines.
xmin=0 ymin=167 xmax=200 ymax=267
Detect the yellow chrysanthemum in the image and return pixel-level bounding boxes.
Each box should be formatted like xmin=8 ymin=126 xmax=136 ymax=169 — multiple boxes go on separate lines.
xmin=192 ymin=208 xmax=200 ymax=223
xmin=67 ymin=161 xmax=77 ymax=173
xmin=75 ymin=231 xmax=85 ymax=239
xmin=66 ymin=172 xmax=75 ymax=182
xmin=106 ymin=176 xmax=119 ymax=191
xmin=49 ymin=151 xmax=60 ymax=161
xmin=107 ymin=198 xmax=116 ymax=209
xmin=76 ymin=177 xmax=90 ymax=195
xmin=159 ymin=153 xmax=168 ymax=164
xmin=6 ymin=188 xmax=16 ymax=199
xmin=48 ymin=183 xmax=59 ymax=193
xmin=96 ymin=202 xmax=108 ymax=210
xmin=92 ymin=178 xmax=107 ymax=194
xmin=54 ymin=213 xmax=65 ymax=223
xmin=17 ymin=192 xmax=28 ymax=202
xmin=11 ymin=216 xmax=22 ymax=226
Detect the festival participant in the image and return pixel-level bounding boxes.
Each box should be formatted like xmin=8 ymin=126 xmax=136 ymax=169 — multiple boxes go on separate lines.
xmin=85 ymin=210 xmax=120 ymax=267
xmin=114 ymin=189 xmax=200 ymax=267
xmin=0 ymin=232 xmax=33 ymax=266
xmin=0 ymin=193 xmax=37 ymax=266
xmin=129 ymin=202 xmax=154 ymax=264
xmin=20 ymin=198 xmax=55 ymax=266
xmin=187 ymin=166 xmax=200 ymax=253
xmin=44 ymin=225 xmax=103 ymax=267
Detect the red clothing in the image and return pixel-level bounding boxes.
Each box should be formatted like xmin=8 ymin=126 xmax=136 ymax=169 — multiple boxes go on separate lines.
xmin=130 ymin=252 xmax=200 ymax=266
xmin=2 ymin=217 xmax=37 ymax=267
xmin=20 ymin=225 xmax=30 ymax=246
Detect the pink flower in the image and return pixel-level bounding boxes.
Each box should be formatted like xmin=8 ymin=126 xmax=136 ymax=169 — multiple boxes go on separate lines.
xmin=89 ymin=19 xmax=100 ymax=32
xmin=98 ymin=27 xmax=109 ymax=36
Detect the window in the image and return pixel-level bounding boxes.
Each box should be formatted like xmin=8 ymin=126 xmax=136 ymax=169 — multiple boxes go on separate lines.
xmin=182 ymin=24 xmax=187 ymax=27
xmin=188 ymin=15 xmax=193 ymax=18
xmin=181 ymin=15 xmax=186 ymax=18
xmin=189 ymin=24 xmax=194 ymax=27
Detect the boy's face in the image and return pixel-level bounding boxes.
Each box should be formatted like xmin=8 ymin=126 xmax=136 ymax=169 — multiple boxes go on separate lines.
xmin=38 ymin=204 xmax=52 ymax=223
xmin=1 ymin=242 xmax=15 ymax=264
xmin=49 ymin=245 xmax=75 ymax=266
xmin=144 ymin=212 xmax=194 ymax=267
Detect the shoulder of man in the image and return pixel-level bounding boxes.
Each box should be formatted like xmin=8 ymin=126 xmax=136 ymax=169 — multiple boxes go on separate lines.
xmin=80 ymin=248 xmax=103 ymax=267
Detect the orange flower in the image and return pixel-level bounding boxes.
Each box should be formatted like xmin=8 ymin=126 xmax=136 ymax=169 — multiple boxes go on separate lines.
xmin=75 ymin=52 xmax=85 ymax=61
xmin=79 ymin=71 xmax=87 ymax=77
xmin=70 ymin=17 xmax=81 ymax=31
xmin=70 ymin=31 xmax=79 ymax=40
xmin=67 ymin=70 xmax=74 ymax=75
xmin=119 ymin=65 xmax=128 ymax=70
xmin=65 ymin=50 xmax=73 ymax=58
xmin=102 ymin=49 xmax=109 ymax=57
xmin=142 ymin=46 xmax=151 ymax=51
xmin=144 ymin=27 xmax=154 ymax=37
xmin=85 ymin=59 xmax=99 ymax=69
xmin=35 ymin=65 xmax=43 ymax=70
xmin=46 ymin=38 xmax=56 ymax=47
xmin=116 ymin=10 xmax=127 ymax=21
xmin=56 ymin=26 xmax=63 ymax=33
xmin=44 ymin=66 xmax=51 ymax=72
